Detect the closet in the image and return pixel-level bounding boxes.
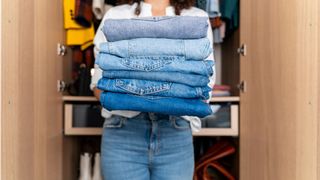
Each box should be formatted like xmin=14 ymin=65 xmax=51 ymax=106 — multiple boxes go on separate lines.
xmin=1 ymin=0 xmax=319 ymax=179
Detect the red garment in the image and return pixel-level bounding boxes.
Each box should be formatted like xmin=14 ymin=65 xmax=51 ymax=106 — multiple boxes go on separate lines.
xmin=75 ymin=0 xmax=93 ymax=27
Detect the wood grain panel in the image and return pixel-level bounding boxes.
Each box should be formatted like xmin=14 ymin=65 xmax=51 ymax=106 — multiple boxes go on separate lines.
xmin=221 ymin=29 xmax=240 ymax=96
xmin=2 ymin=0 xmax=64 ymax=179
xmin=2 ymin=0 xmax=35 ymax=179
xmin=0 ymin=0 xmax=2 ymax=179
xmin=240 ymin=0 xmax=319 ymax=179
xmin=318 ymin=0 xmax=320 ymax=177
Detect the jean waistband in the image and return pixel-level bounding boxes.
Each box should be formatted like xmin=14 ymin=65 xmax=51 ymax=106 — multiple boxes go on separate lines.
xmin=127 ymin=112 xmax=170 ymax=121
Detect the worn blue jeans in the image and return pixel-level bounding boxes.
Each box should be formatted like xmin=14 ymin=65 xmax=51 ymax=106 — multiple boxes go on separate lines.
xmin=100 ymin=113 xmax=194 ymax=180
xmin=102 ymin=71 xmax=209 ymax=87
xmin=96 ymin=54 xmax=214 ymax=76
xmin=100 ymin=92 xmax=212 ymax=117
xmin=103 ymin=16 xmax=208 ymax=41
xmin=97 ymin=78 xmax=211 ymax=99
xmin=99 ymin=38 xmax=212 ymax=60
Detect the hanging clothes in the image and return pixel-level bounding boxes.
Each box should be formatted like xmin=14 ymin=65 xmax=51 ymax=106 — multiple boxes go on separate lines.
xmin=220 ymin=0 xmax=239 ymax=36
xmin=74 ymin=0 xmax=93 ymax=28
xmin=92 ymin=0 xmax=114 ymax=20
xmin=206 ymin=0 xmax=220 ymax=18
xmin=63 ymin=0 xmax=95 ymax=49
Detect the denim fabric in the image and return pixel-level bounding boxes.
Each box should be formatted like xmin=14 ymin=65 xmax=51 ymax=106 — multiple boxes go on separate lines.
xmin=103 ymin=16 xmax=208 ymax=41
xmin=101 ymin=113 xmax=194 ymax=180
xmin=96 ymin=54 xmax=214 ymax=76
xmin=100 ymin=92 xmax=212 ymax=117
xmin=99 ymin=38 xmax=212 ymax=60
xmin=97 ymin=78 xmax=211 ymax=99
xmin=102 ymin=70 xmax=209 ymax=87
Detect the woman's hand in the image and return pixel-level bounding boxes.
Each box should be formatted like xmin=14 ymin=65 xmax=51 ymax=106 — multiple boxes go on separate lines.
xmin=93 ymin=87 xmax=102 ymax=101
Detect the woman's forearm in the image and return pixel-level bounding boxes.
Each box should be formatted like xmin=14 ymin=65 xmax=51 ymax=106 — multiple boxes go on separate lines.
xmin=93 ymin=87 xmax=102 ymax=101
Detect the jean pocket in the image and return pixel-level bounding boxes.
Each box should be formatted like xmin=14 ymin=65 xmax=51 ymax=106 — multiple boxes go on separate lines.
xmin=171 ymin=116 xmax=191 ymax=130
xmin=121 ymin=57 xmax=173 ymax=72
xmin=103 ymin=116 xmax=125 ymax=128
xmin=115 ymin=79 xmax=171 ymax=96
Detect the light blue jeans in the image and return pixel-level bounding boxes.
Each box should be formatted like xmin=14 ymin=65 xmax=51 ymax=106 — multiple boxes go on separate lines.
xmin=100 ymin=92 xmax=212 ymax=117
xmin=97 ymin=78 xmax=211 ymax=99
xmin=96 ymin=54 xmax=214 ymax=76
xmin=100 ymin=113 xmax=194 ymax=180
xmin=99 ymin=38 xmax=212 ymax=60
xmin=103 ymin=16 xmax=208 ymax=41
xmin=102 ymin=70 xmax=209 ymax=87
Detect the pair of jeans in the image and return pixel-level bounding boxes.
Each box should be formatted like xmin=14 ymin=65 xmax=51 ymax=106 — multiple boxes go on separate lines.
xmin=99 ymin=38 xmax=212 ymax=60
xmin=103 ymin=16 xmax=208 ymax=41
xmin=96 ymin=54 xmax=214 ymax=76
xmin=97 ymin=78 xmax=211 ymax=99
xmin=100 ymin=92 xmax=212 ymax=117
xmin=101 ymin=113 xmax=194 ymax=180
xmin=102 ymin=70 xmax=209 ymax=87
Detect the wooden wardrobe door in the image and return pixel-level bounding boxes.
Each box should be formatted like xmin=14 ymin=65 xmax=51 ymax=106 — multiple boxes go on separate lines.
xmin=2 ymin=0 xmax=64 ymax=179
xmin=239 ymin=0 xmax=319 ymax=180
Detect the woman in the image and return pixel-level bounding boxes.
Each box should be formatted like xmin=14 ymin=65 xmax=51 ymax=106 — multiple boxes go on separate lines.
xmin=90 ymin=0 xmax=214 ymax=179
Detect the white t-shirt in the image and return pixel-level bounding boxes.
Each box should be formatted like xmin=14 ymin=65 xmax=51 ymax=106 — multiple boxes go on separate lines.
xmin=90 ymin=1 xmax=215 ymax=132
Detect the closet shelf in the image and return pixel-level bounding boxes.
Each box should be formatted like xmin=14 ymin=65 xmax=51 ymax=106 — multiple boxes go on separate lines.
xmin=64 ymin=129 xmax=239 ymax=136
xmin=62 ymin=95 xmax=240 ymax=102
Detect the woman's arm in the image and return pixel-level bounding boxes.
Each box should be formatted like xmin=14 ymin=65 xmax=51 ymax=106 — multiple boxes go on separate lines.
xmin=90 ymin=9 xmax=114 ymax=100
xmin=205 ymin=18 xmax=216 ymax=95
xmin=93 ymin=87 xmax=102 ymax=100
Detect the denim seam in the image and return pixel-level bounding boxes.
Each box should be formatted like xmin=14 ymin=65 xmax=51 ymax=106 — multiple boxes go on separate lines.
xmin=127 ymin=40 xmax=131 ymax=57
xmin=183 ymin=40 xmax=187 ymax=59
xmin=103 ymin=117 xmax=124 ymax=128
xmin=108 ymin=43 xmax=112 ymax=54
xmin=120 ymin=58 xmax=173 ymax=72
xmin=196 ymin=87 xmax=205 ymax=100
xmin=155 ymin=123 xmax=160 ymax=154
xmin=115 ymin=79 xmax=171 ymax=95
xmin=172 ymin=117 xmax=190 ymax=130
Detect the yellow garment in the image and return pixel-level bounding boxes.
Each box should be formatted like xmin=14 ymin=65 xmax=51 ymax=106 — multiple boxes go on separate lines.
xmin=81 ymin=41 xmax=94 ymax=50
xmin=64 ymin=0 xmax=95 ymax=46
xmin=64 ymin=0 xmax=83 ymax=29
xmin=66 ymin=25 xmax=95 ymax=46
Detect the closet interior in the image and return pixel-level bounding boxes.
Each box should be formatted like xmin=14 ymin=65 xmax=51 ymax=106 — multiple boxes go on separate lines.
xmin=60 ymin=0 xmax=241 ymax=179
xmin=3 ymin=0 xmax=320 ymax=179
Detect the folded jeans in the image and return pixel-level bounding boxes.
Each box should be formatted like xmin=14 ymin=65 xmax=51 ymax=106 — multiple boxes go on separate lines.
xmin=96 ymin=54 xmax=214 ymax=76
xmin=99 ymin=38 xmax=212 ymax=60
xmin=100 ymin=92 xmax=212 ymax=117
xmin=103 ymin=16 xmax=209 ymax=41
xmin=102 ymin=70 xmax=210 ymax=87
xmin=97 ymin=78 xmax=211 ymax=99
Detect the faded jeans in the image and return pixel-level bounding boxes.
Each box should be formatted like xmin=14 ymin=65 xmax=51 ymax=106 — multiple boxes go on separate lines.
xmin=103 ymin=16 xmax=209 ymax=41
xmin=96 ymin=54 xmax=214 ymax=76
xmin=101 ymin=113 xmax=194 ymax=180
xmin=97 ymin=78 xmax=211 ymax=99
xmin=102 ymin=70 xmax=209 ymax=87
xmin=99 ymin=38 xmax=212 ymax=60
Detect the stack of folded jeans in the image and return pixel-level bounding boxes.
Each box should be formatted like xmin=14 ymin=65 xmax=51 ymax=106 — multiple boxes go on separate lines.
xmin=95 ymin=16 xmax=215 ymax=118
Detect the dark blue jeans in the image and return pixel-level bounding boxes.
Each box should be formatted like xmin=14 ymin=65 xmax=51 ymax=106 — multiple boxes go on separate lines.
xmin=102 ymin=70 xmax=210 ymax=87
xmin=97 ymin=78 xmax=211 ymax=99
xmin=100 ymin=92 xmax=212 ymax=117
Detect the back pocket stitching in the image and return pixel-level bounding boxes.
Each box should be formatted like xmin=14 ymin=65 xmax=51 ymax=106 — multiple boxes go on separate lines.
xmin=115 ymin=79 xmax=171 ymax=96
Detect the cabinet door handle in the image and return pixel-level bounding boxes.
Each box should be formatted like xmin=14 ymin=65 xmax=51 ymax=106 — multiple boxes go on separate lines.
xmin=57 ymin=80 xmax=66 ymax=92
xmin=57 ymin=43 xmax=67 ymax=56
xmin=237 ymin=44 xmax=247 ymax=56
xmin=237 ymin=81 xmax=247 ymax=93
